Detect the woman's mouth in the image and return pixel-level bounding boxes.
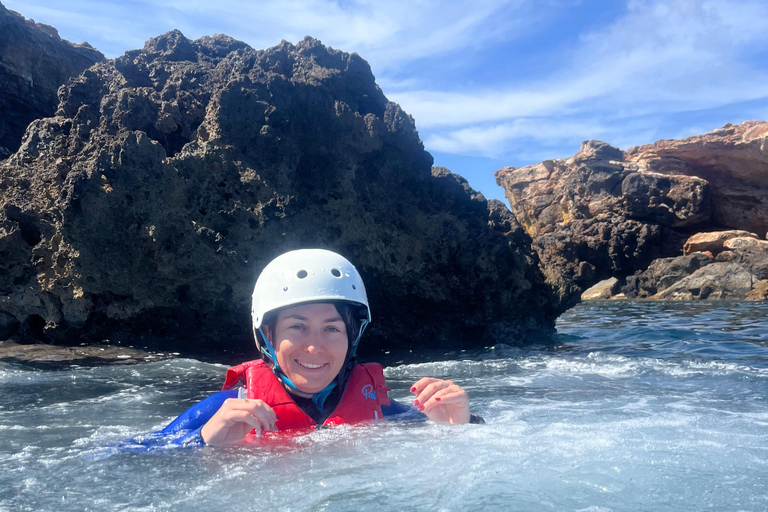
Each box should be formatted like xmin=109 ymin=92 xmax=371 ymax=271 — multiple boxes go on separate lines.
xmin=295 ymin=360 xmax=328 ymax=370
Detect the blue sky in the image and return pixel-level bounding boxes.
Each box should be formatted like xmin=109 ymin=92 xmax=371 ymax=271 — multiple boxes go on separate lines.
xmin=6 ymin=0 xmax=768 ymax=201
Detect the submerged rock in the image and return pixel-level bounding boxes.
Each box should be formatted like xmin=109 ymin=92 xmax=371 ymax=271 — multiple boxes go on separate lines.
xmin=496 ymin=121 xmax=768 ymax=306
xmin=0 ymin=31 xmax=558 ymax=354
xmin=0 ymin=2 xmax=104 ymax=159
xmin=0 ymin=339 xmax=175 ymax=366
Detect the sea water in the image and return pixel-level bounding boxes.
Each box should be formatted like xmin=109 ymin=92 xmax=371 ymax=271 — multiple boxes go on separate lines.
xmin=1 ymin=301 xmax=767 ymax=511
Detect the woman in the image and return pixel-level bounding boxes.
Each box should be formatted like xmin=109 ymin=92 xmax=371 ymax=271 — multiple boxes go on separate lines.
xmin=153 ymin=249 xmax=481 ymax=447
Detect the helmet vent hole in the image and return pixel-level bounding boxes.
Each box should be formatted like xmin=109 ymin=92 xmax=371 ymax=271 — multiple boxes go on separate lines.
xmin=297 ymin=270 xmax=308 ymax=279
xmin=352 ymin=284 xmax=356 ymax=290
xmin=283 ymin=286 xmax=288 ymax=292
xmin=331 ymin=268 xmax=342 ymax=278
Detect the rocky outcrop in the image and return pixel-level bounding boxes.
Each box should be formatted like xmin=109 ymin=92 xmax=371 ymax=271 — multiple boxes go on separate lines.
xmin=0 ymin=2 xmax=104 ymax=159
xmin=496 ymin=121 xmax=768 ymax=306
xmin=495 ymin=140 xmax=710 ymax=308
xmin=0 ymin=31 xmax=559 ymax=355
xmin=625 ymin=121 xmax=768 ymax=235
xmin=622 ymin=231 xmax=768 ymax=300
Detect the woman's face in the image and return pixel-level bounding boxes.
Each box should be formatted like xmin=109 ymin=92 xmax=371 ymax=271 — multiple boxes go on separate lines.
xmin=271 ymin=303 xmax=348 ymax=394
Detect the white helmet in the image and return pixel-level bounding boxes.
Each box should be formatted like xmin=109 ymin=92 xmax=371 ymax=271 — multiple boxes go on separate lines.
xmin=251 ymin=249 xmax=371 ymax=360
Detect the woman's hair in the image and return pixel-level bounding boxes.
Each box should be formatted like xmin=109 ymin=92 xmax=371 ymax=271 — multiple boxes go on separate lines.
xmin=261 ymin=301 xmax=365 ymax=355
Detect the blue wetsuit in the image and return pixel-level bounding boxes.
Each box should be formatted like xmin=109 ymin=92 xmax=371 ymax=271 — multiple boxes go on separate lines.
xmin=119 ymin=391 xmax=421 ymax=451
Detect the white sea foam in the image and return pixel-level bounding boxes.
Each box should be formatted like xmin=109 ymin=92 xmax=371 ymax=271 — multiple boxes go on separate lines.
xmin=1 ymin=302 xmax=767 ymax=511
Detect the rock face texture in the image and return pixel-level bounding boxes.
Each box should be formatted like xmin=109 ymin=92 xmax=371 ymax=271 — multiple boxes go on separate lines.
xmin=623 ymin=231 xmax=768 ymax=300
xmin=0 ymin=2 xmax=104 ymax=159
xmin=0 ymin=31 xmax=558 ymax=354
xmin=625 ymin=122 xmax=768 ymax=236
xmin=496 ymin=121 xmax=768 ymax=306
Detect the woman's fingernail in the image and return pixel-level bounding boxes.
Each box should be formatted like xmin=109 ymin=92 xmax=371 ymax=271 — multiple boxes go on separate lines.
xmin=418 ymin=405 xmax=425 ymax=411
xmin=412 ymin=400 xmax=419 ymax=406
xmin=410 ymin=386 xmax=416 ymax=392
xmin=435 ymin=397 xmax=441 ymax=402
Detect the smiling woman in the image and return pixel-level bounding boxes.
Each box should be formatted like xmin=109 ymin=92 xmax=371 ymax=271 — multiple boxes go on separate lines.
xmin=143 ymin=249 xmax=482 ymax=448
xmin=270 ymin=303 xmax=350 ymax=395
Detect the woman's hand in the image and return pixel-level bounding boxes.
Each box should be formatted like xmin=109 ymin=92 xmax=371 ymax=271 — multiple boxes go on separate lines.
xmin=410 ymin=377 xmax=471 ymax=425
xmin=200 ymin=398 xmax=278 ymax=446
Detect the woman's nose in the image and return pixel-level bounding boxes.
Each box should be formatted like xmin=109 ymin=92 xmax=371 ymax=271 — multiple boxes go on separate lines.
xmin=302 ymin=331 xmax=325 ymax=352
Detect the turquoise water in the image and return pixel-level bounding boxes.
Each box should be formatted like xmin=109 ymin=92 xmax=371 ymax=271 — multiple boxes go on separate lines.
xmin=1 ymin=301 xmax=767 ymax=511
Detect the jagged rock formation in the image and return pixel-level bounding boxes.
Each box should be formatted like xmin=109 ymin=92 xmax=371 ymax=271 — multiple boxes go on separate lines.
xmin=0 ymin=2 xmax=104 ymax=159
xmin=0 ymin=31 xmax=558 ymax=354
xmin=496 ymin=121 xmax=768 ymax=306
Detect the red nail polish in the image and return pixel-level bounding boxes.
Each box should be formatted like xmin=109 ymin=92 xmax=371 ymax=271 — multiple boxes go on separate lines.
xmin=412 ymin=400 xmax=419 ymax=406
xmin=418 ymin=405 xmax=425 ymax=411
xmin=410 ymin=386 xmax=416 ymax=392
xmin=435 ymin=397 xmax=441 ymax=402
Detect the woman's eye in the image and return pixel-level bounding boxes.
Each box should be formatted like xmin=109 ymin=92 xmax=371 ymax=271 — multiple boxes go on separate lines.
xmin=290 ymin=324 xmax=306 ymax=330
xmin=326 ymin=326 xmax=342 ymax=333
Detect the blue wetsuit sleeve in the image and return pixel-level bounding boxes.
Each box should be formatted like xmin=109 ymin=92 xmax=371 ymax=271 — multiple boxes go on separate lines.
xmin=381 ymin=398 xmax=428 ymax=422
xmin=159 ymin=389 xmax=238 ymax=434
xmin=118 ymin=389 xmax=238 ymax=451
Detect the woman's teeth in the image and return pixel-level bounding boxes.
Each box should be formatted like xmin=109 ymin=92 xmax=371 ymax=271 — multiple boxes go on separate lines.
xmin=297 ymin=361 xmax=325 ymax=369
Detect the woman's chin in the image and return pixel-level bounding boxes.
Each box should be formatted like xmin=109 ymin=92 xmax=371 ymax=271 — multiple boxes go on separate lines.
xmin=291 ymin=378 xmax=332 ymax=395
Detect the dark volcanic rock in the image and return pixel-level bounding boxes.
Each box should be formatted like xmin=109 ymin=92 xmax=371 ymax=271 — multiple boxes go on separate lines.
xmin=623 ymin=252 xmax=714 ymax=298
xmin=0 ymin=2 xmax=104 ymax=159
xmin=0 ymin=32 xmax=558 ymax=355
xmin=496 ymin=121 xmax=768 ymax=306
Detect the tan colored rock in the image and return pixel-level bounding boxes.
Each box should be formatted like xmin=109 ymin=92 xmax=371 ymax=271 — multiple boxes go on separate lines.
xmin=495 ymin=140 xmax=709 ymax=307
xmin=495 ymin=121 xmax=768 ymax=305
xmin=581 ymin=277 xmax=620 ymax=301
xmin=746 ymin=280 xmax=768 ymax=300
xmin=625 ymin=121 xmax=768 ymax=235
xmin=683 ymin=230 xmax=758 ymax=255
xmin=723 ymin=236 xmax=768 ymax=251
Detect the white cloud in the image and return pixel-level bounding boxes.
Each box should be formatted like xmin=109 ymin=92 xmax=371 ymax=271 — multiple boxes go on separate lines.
xmin=395 ymin=0 xmax=768 ymax=129
xmin=389 ymin=0 xmax=768 ymax=161
xmin=425 ymin=118 xmax=611 ymax=157
xmin=6 ymin=0 xmax=540 ymax=66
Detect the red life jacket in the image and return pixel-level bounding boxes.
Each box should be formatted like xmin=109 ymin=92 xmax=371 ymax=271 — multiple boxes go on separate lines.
xmin=222 ymin=359 xmax=391 ymax=432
